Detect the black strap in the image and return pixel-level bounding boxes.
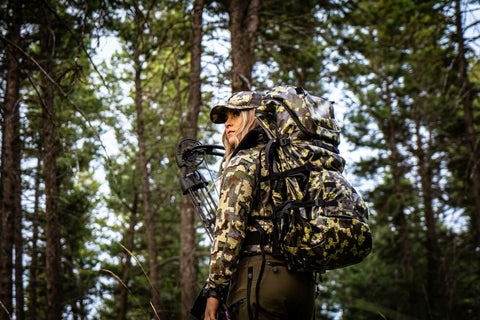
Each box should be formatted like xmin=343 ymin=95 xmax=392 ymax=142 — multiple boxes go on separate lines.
xmin=255 ymin=227 xmax=267 ymax=320
xmin=276 ymin=198 xmax=339 ymax=210
xmin=247 ymin=267 xmax=254 ymax=320
xmin=260 ymin=163 xmax=313 ymax=182
xmin=263 ymin=138 xmax=278 ymax=175
xmin=244 ymin=230 xmax=269 ymax=246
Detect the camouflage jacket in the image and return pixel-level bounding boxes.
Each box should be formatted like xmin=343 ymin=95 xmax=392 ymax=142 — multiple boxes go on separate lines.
xmin=205 ymin=129 xmax=274 ymax=298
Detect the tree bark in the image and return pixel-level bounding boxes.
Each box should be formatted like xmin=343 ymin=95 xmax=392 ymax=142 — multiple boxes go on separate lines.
xmin=383 ymin=82 xmax=417 ymax=317
xmin=135 ymin=64 xmax=162 ymax=318
xmin=455 ymin=0 xmax=480 ymax=246
xmin=133 ymin=7 xmax=162 ymax=317
xmin=28 ymin=154 xmax=42 ymax=318
xmin=117 ymin=192 xmax=138 ymax=320
xmin=40 ymin=1 xmax=62 ymax=319
xmin=385 ymin=84 xmax=411 ymax=269
xmin=0 ymin=0 xmax=22 ymax=318
xmin=14 ymin=149 xmax=24 ymax=320
xmin=180 ymin=1 xmax=204 ymax=318
xmin=228 ymin=0 xmax=260 ymax=91
xmin=414 ymin=117 xmax=450 ymax=319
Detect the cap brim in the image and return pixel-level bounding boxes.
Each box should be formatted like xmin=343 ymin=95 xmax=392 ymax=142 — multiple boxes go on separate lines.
xmin=210 ymin=104 xmax=256 ymax=124
xmin=210 ymin=105 xmax=229 ymax=124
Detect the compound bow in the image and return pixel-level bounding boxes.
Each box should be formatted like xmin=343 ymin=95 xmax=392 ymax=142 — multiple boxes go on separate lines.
xmin=175 ymin=138 xmax=225 ymax=241
xmin=176 ymin=138 xmax=230 ymax=320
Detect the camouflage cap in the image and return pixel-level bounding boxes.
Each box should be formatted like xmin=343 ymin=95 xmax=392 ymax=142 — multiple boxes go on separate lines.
xmin=210 ymin=91 xmax=263 ymax=124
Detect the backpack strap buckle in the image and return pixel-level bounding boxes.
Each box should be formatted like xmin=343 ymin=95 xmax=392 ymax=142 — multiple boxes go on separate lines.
xmin=279 ymin=138 xmax=291 ymax=146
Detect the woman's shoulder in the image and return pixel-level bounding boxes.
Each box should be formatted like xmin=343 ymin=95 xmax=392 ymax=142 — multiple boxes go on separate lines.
xmin=221 ymin=148 xmax=262 ymax=186
xmin=229 ymin=147 xmax=262 ymax=167
xmin=225 ymin=127 xmax=266 ymax=170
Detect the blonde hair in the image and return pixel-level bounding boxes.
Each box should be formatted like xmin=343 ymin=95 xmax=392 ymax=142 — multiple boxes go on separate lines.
xmin=222 ymin=108 xmax=258 ymax=165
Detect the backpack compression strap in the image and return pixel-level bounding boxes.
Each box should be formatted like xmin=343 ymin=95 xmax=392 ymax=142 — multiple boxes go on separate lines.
xmin=260 ymin=162 xmax=338 ymax=183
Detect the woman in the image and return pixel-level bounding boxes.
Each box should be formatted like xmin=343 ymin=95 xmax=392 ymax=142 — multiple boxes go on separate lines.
xmin=203 ymin=91 xmax=315 ymax=320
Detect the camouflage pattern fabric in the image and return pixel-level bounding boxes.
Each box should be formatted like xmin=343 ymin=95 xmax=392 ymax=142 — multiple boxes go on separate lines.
xmin=256 ymin=85 xmax=372 ymax=272
xmin=205 ymin=143 xmax=275 ymax=297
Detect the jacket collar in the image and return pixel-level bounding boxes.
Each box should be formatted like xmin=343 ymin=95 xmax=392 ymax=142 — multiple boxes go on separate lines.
xmin=231 ymin=127 xmax=266 ymax=158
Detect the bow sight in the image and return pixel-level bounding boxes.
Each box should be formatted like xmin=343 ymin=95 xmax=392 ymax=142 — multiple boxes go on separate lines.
xmin=176 ymin=138 xmax=225 ymax=241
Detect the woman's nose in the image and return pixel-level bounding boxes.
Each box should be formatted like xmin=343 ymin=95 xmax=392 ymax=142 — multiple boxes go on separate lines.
xmin=225 ymin=116 xmax=232 ymax=127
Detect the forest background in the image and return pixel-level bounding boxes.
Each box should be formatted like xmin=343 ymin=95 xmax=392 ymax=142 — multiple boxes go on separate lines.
xmin=1 ymin=0 xmax=480 ymax=319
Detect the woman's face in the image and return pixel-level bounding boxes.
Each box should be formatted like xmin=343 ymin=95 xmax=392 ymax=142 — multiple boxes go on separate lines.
xmin=224 ymin=110 xmax=243 ymax=145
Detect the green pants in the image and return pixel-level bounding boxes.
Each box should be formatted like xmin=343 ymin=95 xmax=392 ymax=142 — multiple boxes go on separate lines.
xmin=226 ymin=255 xmax=315 ymax=320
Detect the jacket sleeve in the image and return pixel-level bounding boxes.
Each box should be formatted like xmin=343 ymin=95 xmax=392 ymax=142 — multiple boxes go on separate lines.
xmin=205 ymin=151 xmax=257 ymax=298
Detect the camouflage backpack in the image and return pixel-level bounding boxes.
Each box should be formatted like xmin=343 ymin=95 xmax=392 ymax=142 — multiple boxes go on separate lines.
xmin=255 ymin=85 xmax=372 ymax=272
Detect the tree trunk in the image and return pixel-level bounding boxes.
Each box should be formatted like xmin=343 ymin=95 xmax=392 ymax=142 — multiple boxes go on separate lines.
xmin=40 ymin=1 xmax=62 ymax=319
xmin=135 ymin=67 xmax=161 ymax=318
xmin=228 ymin=0 xmax=260 ymax=91
xmin=117 ymin=192 xmax=138 ymax=320
xmin=179 ymin=0 xmax=204 ymax=318
xmin=133 ymin=8 xmax=162 ymax=316
xmin=28 ymin=154 xmax=42 ymax=318
xmin=14 ymin=160 xmax=24 ymax=320
xmin=0 ymin=0 xmax=22 ymax=318
xmin=414 ymin=117 xmax=449 ymax=319
xmin=455 ymin=0 xmax=480 ymax=246
xmin=385 ymin=85 xmax=411 ymax=268
xmin=384 ymin=83 xmax=417 ymax=316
